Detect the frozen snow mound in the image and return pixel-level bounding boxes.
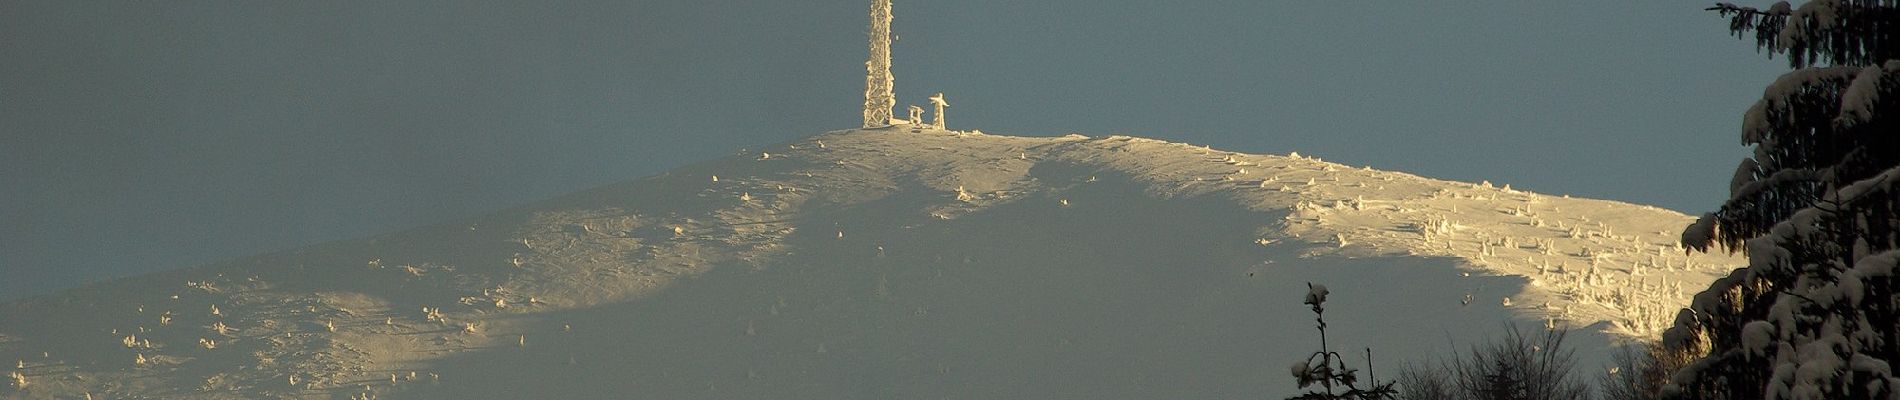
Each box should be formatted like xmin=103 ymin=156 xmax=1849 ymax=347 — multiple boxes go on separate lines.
xmin=0 ymin=126 xmax=1741 ymax=399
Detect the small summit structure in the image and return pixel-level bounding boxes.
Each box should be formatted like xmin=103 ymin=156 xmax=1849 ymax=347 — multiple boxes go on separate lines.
xmin=928 ymin=92 xmax=947 ymax=129
xmin=860 ymin=0 xmax=949 ymax=131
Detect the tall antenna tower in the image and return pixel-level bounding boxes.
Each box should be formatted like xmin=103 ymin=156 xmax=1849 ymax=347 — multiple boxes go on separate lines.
xmin=862 ymin=0 xmax=895 ymax=128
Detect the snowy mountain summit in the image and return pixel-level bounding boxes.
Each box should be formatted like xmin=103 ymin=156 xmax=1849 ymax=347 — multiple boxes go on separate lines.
xmin=0 ymin=127 xmax=1740 ymax=399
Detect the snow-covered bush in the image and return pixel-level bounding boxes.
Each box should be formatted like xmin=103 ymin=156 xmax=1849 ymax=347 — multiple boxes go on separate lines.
xmin=1665 ymin=2 xmax=1900 ymax=398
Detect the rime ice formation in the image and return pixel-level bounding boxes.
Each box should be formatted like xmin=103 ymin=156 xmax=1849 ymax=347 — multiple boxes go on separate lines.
xmin=0 ymin=128 xmax=1740 ymax=399
xmin=928 ymin=92 xmax=947 ymax=129
xmin=861 ymin=0 xmax=895 ymax=128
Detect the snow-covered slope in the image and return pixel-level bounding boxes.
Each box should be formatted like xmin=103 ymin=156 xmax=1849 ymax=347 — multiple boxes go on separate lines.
xmin=0 ymin=127 xmax=1740 ymax=399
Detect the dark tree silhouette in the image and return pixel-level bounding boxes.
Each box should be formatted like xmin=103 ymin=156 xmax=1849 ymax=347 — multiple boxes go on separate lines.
xmin=1288 ymin=283 xmax=1396 ymax=400
xmin=1395 ymin=326 xmax=1591 ymax=400
xmin=1596 ymin=340 xmax=1696 ymax=400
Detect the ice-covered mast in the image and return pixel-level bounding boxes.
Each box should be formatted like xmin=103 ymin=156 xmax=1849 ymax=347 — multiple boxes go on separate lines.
xmin=861 ymin=0 xmax=896 ymax=128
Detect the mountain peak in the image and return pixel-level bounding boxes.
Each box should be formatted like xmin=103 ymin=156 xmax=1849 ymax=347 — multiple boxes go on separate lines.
xmin=0 ymin=127 xmax=1738 ymax=399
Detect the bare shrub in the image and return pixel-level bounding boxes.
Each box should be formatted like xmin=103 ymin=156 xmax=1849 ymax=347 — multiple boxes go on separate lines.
xmin=1397 ymin=325 xmax=1591 ymax=400
xmin=1597 ymin=340 xmax=1696 ymax=400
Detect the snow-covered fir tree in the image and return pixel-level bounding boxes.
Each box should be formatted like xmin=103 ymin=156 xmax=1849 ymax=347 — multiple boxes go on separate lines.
xmin=1664 ymin=1 xmax=1900 ymax=399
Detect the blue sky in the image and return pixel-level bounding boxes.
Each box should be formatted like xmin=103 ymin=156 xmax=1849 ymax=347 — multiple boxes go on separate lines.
xmin=0 ymin=1 xmax=1785 ymax=300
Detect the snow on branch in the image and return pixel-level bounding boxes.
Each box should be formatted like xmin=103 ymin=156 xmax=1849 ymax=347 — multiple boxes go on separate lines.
xmin=1709 ymin=1 xmax=1900 ymax=68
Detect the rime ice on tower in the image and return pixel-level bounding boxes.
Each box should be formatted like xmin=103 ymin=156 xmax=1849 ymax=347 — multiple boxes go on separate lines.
xmin=862 ymin=0 xmax=896 ymax=128
xmin=860 ymin=0 xmax=951 ymax=131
